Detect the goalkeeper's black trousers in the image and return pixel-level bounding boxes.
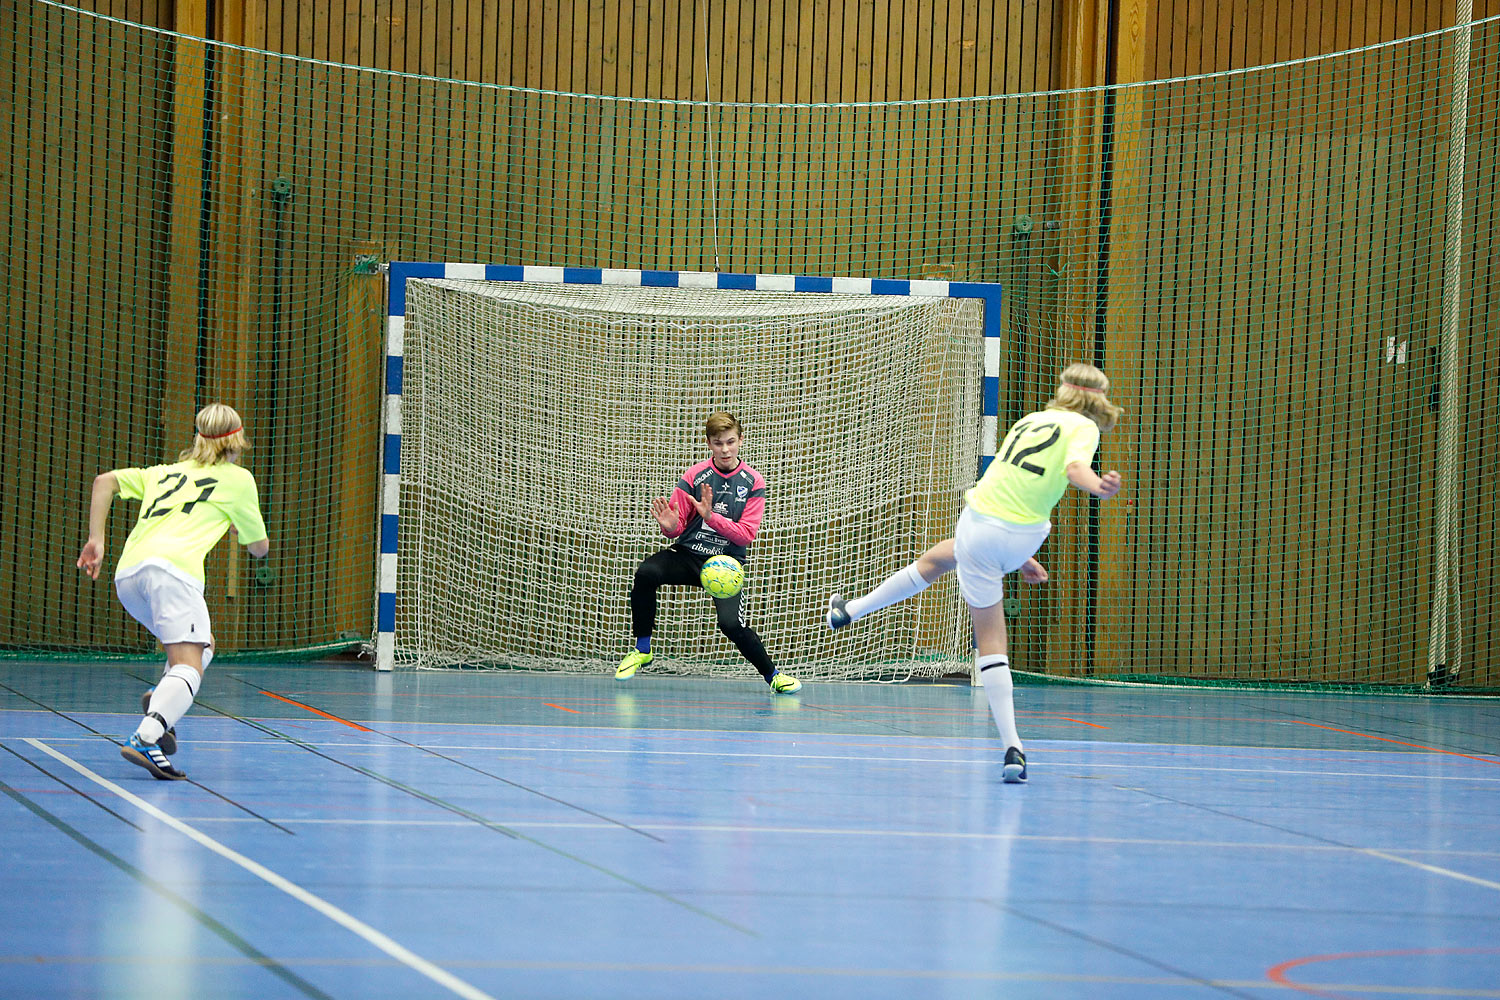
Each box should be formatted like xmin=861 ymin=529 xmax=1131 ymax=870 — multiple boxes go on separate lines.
xmin=629 ymin=546 xmax=777 ymax=682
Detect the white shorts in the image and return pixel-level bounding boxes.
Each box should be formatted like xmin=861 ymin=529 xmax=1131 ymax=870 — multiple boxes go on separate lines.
xmin=953 ymin=507 xmax=1051 ymax=609
xmin=114 ymin=561 xmax=215 ymax=651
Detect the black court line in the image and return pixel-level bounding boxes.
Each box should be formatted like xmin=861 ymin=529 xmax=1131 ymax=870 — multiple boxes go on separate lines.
xmin=1 ymin=679 xmax=296 ymax=836
xmin=1342 ymin=703 xmax=1500 ymax=756
xmin=984 ymin=899 xmax=1264 ymax=1000
xmin=0 ymin=776 xmax=337 ymax=1000
xmin=185 ymin=683 xmax=758 ymax=937
xmin=791 ymin=699 xmax=936 ymax=738
xmin=0 ymin=741 xmax=144 ymax=831
xmin=226 ymin=673 xmax=667 ymax=843
xmin=186 ymin=696 xmax=524 ymax=840
xmin=1116 ymin=783 xmax=1353 ymax=849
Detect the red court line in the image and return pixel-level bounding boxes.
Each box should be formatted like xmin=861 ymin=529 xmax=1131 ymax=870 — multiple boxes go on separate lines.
xmin=277 ymin=690 xmax=1304 ymax=726
xmin=1268 ymin=947 xmax=1500 ymax=1000
xmin=1293 ymin=720 xmax=1499 ymax=765
xmin=286 ymin=689 xmax=987 ymax=717
xmin=1054 ymin=716 xmax=1109 ymax=729
xmin=544 ymin=703 xmax=581 ymax=714
xmin=279 ymin=689 xmax=1129 ymax=725
xmin=260 ymin=691 xmax=373 ymax=731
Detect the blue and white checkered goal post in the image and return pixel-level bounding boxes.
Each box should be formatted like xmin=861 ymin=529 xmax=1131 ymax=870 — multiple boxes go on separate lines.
xmin=375 ymin=264 xmax=1002 ymax=672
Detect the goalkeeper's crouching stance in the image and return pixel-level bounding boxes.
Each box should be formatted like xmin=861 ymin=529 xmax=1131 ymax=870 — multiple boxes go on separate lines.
xmin=615 ymin=411 xmax=801 ymax=694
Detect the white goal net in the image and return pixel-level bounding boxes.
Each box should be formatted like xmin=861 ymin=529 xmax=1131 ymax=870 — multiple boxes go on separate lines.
xmin=392 ymin=277 xmax=985 ymax=681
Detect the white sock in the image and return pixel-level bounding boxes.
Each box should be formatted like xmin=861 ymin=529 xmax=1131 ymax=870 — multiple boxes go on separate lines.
xmin=846 ymin=563 xmax=930 ymax=622
xmin=977 ymin=654 xmax=1022 ymax=751
xmin=136 ymin=664 xmax=201 ymax=744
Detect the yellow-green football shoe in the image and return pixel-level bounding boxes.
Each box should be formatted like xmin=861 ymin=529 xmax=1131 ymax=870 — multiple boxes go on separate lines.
xmin=769 ymin=672 xmax=802 ymax=694
xmin=615 ymin=651 xmax=652 ymax=681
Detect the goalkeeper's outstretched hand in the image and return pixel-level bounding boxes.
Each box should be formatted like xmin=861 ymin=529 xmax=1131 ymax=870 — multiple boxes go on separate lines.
xmin=692 ymin=484 xmax=715 ymax=520
xmin=651 ymin=496 xmax=679 ymax=532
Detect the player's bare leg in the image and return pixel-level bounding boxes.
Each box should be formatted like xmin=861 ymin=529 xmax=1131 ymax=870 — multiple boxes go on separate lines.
xmin=969 ymin=600 xmax=1026 ymax=783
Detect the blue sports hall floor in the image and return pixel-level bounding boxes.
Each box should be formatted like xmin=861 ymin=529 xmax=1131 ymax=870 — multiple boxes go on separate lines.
xmin=1 ymin=659 xmax=1497 ymax=1000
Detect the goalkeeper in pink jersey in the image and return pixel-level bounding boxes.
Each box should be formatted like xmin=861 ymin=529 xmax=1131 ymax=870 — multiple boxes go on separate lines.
xmin=615 ymin=412 xmax=802 ymax=694
xmin=77 ymin=403 xmax=271 ymax=780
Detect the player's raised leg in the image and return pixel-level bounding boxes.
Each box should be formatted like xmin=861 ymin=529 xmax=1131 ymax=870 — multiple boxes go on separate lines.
xmin=828 ymin=539 xmax=957 ymax=629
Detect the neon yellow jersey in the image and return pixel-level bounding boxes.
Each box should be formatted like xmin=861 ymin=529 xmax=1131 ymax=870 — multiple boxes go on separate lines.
xmin=114 ymin=460 xmax=268 ymax=585
xmin=966 ymin=408 xmax=1101 ymax=525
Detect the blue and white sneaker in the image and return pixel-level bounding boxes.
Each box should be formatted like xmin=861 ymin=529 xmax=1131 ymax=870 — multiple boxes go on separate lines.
xmin=827 ymin=594 xmax=851 ymax=630
xmin=121 ymin=734 xmax=187 ymax=781
xmin=1002 ymin=746 xmax=1028 ymax=784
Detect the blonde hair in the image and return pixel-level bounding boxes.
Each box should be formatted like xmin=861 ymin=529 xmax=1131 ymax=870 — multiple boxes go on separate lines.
xmin=704 ymin=411 xmax=743 ymax=439
xmin=179 ymin=403 xmax=250 ymax=465
xmin=1047 ymin=363 xmax=1123 ymax=431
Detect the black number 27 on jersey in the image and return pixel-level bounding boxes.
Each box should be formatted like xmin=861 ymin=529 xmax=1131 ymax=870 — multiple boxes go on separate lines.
xmin=142 ymin=473 xmax=219 ymax=518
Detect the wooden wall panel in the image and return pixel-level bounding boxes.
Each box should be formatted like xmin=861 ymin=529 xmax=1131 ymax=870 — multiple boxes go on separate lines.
xmin=1099 ymin=33 xmax=1455 ymax=683
xmin=207 ymin=0 xmax=1073 ymax=100
xmin=15 ymin=0 xmax=1500 ymax=685
xmin=3 ymin=2 xmax=174 ymax=651
xmin=1146 ymin=0 xmax=1459 ymax=79
xmin=4 ymin=7 xmax=46 ymax=645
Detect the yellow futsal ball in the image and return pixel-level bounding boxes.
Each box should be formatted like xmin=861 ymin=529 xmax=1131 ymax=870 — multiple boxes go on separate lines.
xmin=700 ymin=555 xmax=745 ymax=599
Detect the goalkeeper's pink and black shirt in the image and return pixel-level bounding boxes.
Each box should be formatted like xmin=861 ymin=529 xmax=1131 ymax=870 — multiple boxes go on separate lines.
xmin=660 ymin=458 xmax=767 ymax=560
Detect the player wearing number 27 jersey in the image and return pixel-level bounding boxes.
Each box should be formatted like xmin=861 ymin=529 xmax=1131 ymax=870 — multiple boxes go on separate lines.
xmin=114 ymin=457 xmax=267 ymax=588
xmin=77 ymin=403 xmax=270 ymax=781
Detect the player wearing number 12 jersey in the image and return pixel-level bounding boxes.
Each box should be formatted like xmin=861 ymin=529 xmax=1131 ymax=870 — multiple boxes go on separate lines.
xmin=77 ymin=403 xmax=270 ymax=780
xmin=958 ymin=363 xmax=1123 ymax=782
xmin=826 ymin=364 xmax=1123 ymax=784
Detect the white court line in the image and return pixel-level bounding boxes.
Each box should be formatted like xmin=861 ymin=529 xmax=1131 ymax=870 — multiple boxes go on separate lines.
xmin=10 ymin=735 xmax=1498 ymax=783
xmin=0 ymin=954 xmax=1493 ymax=996
xmin=15 ymin=710 xmax=1499 ymax=755
xmin=161 ymin=817 xmax=1500 ymax=857
xmin=1362 ymin=848 xmax=1500 ymax=892
xmin=23 ymin=738 xmax=1498 ymax=908
xmin=24 ymin=739 xmax=497 ymax=1000
xmin=9 ymin=721 xmax=1500 ymax=762
xmin=210 ymin=740 xmax=1500 ymax=782
xmin=12 ymin=734 xmax=1497 ymax=782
